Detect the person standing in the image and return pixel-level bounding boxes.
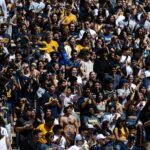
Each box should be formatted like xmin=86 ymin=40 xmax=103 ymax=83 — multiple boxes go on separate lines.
xmin=60 ymin=103 xmax=79 ymax=147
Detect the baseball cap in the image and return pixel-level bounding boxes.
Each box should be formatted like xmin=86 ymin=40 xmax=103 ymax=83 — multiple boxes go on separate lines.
xmin=75 ymin=134 xmax=83 ymax=143
xmin=96 ymin=134 xmax=106 ymax=140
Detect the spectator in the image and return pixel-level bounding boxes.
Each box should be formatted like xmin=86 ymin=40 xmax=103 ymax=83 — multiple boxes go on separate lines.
xmin=60 ymin=103 xmax=79 ymax=146
xmin=91 ymin=134 xmax=106 ymax=150
xmin=36 ymin=116 xmax=54 ymax=144
xmin=114 ymin=117 xmax=129 ymax=150
xmin=0 ymin=0 xmax=149 ymax=149
xmin=15 ymin=107 xmax=35 ymax=150
xmin=39 ymin=132 xmax=60 ymax=150
xmin=53 ymin=125 xmax=67 ymax=149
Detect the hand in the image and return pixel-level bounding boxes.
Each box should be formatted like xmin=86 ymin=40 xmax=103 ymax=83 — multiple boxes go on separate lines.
xmin=113 ymin=114 xmax=118 ymax=121
xmin=51 ymin=99 xmax=58 ymax=106
xmin=60 ymin=94 xmax=65 ymax=101
xmin=94 ymin=123 xmax=100 ymax=128
xmin=107 ymin=96 xmax=111 ymax=101
xmin=24 ymin=124 xmax=33 ymax=130
xmin=55 ymin=135 xmax=62 ymax=143
xmin=130 ymin=88 xmax=135 ymax=94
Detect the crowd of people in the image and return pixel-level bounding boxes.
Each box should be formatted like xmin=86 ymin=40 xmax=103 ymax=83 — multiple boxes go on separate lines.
xmin=0 ymin=0 xmax=150 ymax=149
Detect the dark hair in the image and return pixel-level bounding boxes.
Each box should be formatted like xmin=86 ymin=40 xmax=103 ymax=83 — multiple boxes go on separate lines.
xmin=53 ymin=125 xmax=63 ymax=134
xmin=79 ymin=126 xmax=89 ymax=133
xmin=25 ymin=106 xmax=33 ymax=112
xmin=115 ymin=117 xmax=128 ymax=138
xmin=32 ymin=129 xmax=42 ymax=137
xmin=71 ymin=50 xmax=78 ymax=56
xmin=45 ymin=132 xmax=54 ymax=139
xmin=1 ymin=23 xmax=7 ymax=29
xmin=66 ymin=86 xmax=74 ymax=93
xmin=57 ymin=79 xmax=66 ymax=85
xmin=96 ymin=92 xmax=103 ymax=102
xmin=43 ymin=107 xmax=51 ymax=115
xmin=83 ymin=85 xmax=91 ymax=91
xmin=64 ymin=104 xmax=73 ymax=114
xmin=80 ymin=32 xmax=90 ymax=45
xmin=15 ymin=51 xmax=22 ymax=56
xmin=45 ymin=116 xmax=55 ymax=122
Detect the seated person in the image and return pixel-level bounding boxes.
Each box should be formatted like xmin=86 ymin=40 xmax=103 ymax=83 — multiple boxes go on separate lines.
xmin=39 ymin=132 xmax=62 ymax=150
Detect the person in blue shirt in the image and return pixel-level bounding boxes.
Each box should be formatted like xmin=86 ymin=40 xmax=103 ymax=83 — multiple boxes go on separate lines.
xmin=78 ymin=85 xmax=97 ymax=125
xmin=99 ymin=24 xmax=113 ymax=44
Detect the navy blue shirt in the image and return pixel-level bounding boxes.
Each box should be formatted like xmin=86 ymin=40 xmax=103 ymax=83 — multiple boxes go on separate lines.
xmin=38 ymin=91 xmax=61 ymax=118
xmin=79 ymin=96 xmax=96 ymax=116
xmin=91 ymin=145 xmax=105 ymax=150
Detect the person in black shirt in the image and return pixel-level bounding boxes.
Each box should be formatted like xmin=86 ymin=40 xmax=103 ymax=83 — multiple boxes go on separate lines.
xmin=15 ymin=107 xmax=36 ymax=150
xmin=26 ymin=129 xmax=42 ymax=150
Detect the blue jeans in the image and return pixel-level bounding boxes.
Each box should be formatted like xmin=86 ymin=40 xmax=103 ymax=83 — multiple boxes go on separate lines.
xmin=126 ymin=118 xmax=137 ymax=126
xmin=115 ymin=141 xmax=127 ymax=150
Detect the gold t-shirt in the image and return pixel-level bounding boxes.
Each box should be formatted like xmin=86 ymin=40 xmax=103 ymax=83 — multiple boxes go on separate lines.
xmin=40 ymin=40 xmax=59 ymax=53
xmin=114 ymin=127 xmax=128 ymax=140
xmin=36 ymin=124 xmax=53 ymax=144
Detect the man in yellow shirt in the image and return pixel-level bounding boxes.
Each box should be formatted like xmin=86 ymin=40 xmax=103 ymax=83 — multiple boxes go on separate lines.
xmin=61 ymin=4 xmax=77 ymax=28
xmin=40 ymin=31 xmax=59 ymax=53
xmin=36 ymin=116 xmax=54 ymax=144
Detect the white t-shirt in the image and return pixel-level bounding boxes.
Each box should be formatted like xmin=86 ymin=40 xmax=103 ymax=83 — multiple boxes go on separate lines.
xmin=0 ymin=127 xmax=8 ymax=150
xmin=117 ymin=88 xmax=130 ymax=98
xmin=130 ymin=83 xmax=136 ymax=90
xmin=120 ymin=55 xmax=131 ymax=64
xmin=0 ymin=136 xmax=7 ymax=150
xmin=102 ymin=113 xmax=121 ymax=132
xmin=53 ymin=135 xmax=66 ymax=149
xmin=0 ymin=127 xmax=8 ymax=138
xmin=144 ymin=20 xmax=150 ymax=31
xmin=126 ymin=65 xmax=133 ymax=76
xmin=29 ymin=1 xmax=45 ymax=13
xmin=67 ymin=145 xmax=80 ymax=150
xmin=0 ymin=0 xmax=7 ymax=19
xmin=80 ymin=60 xmax=93 ymax=79
xmin=116 ymin=15 xmax=125 ymax=26
xmin=136 ymin=101 xmax=146 ymax=111
xmin=79 ymin=29 xmax=97 ymax=39
xmin=40 ymin=53 xmax=51 ymax=62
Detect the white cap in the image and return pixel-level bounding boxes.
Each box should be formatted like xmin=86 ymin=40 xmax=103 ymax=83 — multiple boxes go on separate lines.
xmin=75 ymin=134 xmax=83 ymax=143
xmin=145 ymin=71 xmax=150 ymax=77
xmin=102 ymin=115 xmax=111 ymax=122
xmin=96 ymin=134 xmax=106 ymax=140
